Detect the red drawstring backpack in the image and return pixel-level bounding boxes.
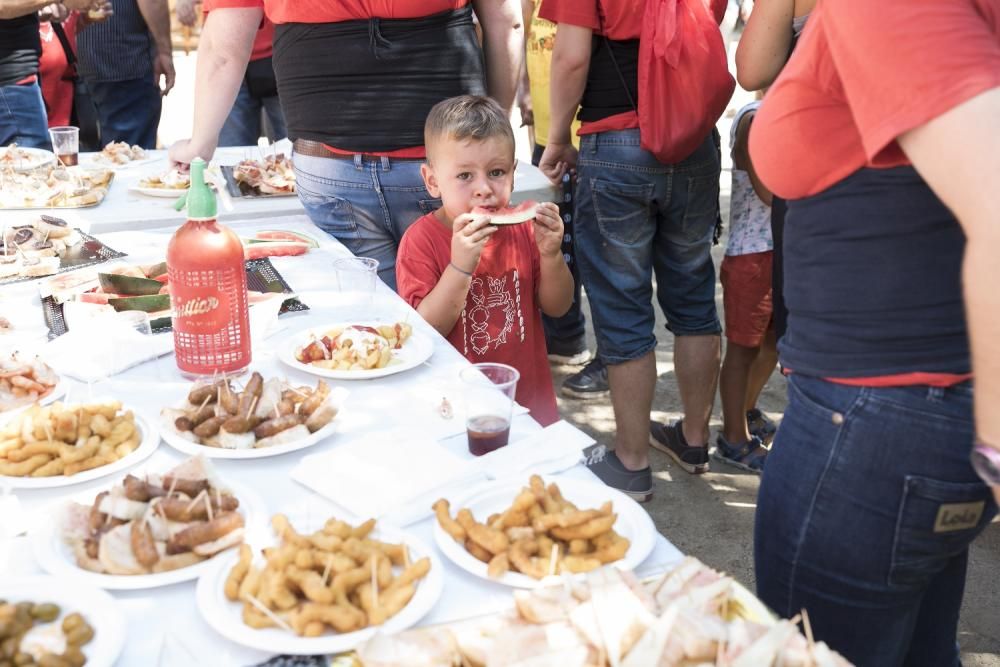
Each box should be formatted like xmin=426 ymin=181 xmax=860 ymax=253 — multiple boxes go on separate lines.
xmin=609 ymin=0 xmax=735 ymax=164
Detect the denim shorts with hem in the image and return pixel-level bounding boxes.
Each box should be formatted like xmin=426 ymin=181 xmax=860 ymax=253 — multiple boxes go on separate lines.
xmin=574 ymin=129 xmax=721 ymax=364
xmin=292 ymin=151 xmax=440 ymax=292
xmin=755 ymin=374 xmax=996 ymax=667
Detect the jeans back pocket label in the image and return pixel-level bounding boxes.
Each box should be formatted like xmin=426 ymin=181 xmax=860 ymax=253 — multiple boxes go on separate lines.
xmin=933 ymin=501 xmax=985 ymax=532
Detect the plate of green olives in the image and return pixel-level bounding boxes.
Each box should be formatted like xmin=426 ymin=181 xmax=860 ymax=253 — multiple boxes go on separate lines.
xmin=0 ymin=577 xmax=123 ymax=667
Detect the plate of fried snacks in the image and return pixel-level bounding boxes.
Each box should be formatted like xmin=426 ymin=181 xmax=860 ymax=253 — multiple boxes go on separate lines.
xmin=131 ymin=168 xmax=191 ymax=197
xmin=86 ymin=141 xmax=157 ymax=168
xmin=196 ymin=511 xmax=443 ymax=655
xmin=355 ymin=557 xmax=852 ymax=667
xmin=222 ymin=153 xmax=296 ymax=197
xmin=159 ymin=372 xmax=345 ymax=459
xmin=30 ymin=456 xmax=265 ymax=590
xmin=433 ymin=475 xmax=656 ymax=588
xmin=0 ymin=353 xmax=65 ymax=414
xmin=0 ymin=164 xmax=114 ymax=209
xmin=278 ymin=321 xmax=433 ymax=380
xmin=0 ymin=400 xmax=158 ymax=488
xmin=0 ymin=576 xmax=125 ymax=666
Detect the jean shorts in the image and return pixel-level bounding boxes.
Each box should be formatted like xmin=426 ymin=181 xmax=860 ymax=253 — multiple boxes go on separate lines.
xmin=574 ymin=129 xmax=721 ymax=364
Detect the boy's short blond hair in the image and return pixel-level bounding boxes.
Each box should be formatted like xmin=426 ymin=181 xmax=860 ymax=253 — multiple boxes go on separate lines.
xmin=424 ymin=95 xmax=515 ymax=161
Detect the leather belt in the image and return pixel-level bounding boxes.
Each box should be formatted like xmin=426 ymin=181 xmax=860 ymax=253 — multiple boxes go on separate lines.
xmin=293 ymin=138 xmax=344 ymax=159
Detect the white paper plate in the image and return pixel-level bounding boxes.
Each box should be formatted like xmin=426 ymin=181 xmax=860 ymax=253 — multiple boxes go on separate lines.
xmin=0 ymin=376 xmax=68 ymax=418
xmin=0 ymin=407 xmax=159 ymax=489
xmin=128 ymin=185 xmax=188 ymax=198
xmin=196 ymin=517 xmax=443 ymax=655
xmin=433 ymin=476 xmax=657 ymax=588
xmin=0 ymin=576 xmax=126 ymax=666
xmin=1 ymin=146 xmax=56 ymax=172
xmin=30 ymin=476 xmax=266 ymax=590
xmin=277 ymin=322 xmax=433 ymax=380
xmin=158 ymin=387 xmax=346 ymax=460
xmin=83 ymin=153 xmax=163 ymax=170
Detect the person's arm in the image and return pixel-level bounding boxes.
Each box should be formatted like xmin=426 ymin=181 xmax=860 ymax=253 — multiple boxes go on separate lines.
xmin=415 ymin=214 xmax=498 ymax=336
xmin=732 ymin=112 xmax=772 ymax=206
xmin=136 ymin=0 xmax=175 ymax=95
xmin=175 ymin=0 xmax=197 ymax=27
xmin=0 ymin=0 xmax=91 ymax=19
xmin=515 ymin=0 xmax=533 ymax=130
xmin=897 ymin=87 xmax=1000 ymax=502
xmin=473 ymin=0 xmax=523 ymax=113
xmin=167 ymin=6 xmax=259 ymax=165
xmin=734 ymin=0 xmax=794 ymax=91
xmin=533 ymin=202 xmax=573 ymax=316
xmin=537 ymin=23 xmax=589 ymax=184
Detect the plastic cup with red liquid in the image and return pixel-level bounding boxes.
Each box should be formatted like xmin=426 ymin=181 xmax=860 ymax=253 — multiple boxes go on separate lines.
xmin=459 ymin=363 xmax=520 ymax=456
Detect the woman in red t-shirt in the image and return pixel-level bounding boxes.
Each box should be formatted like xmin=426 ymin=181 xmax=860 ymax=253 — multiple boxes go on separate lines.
xmin=168 ymin=0 xmax=522 ymax=292
xmin=749 ymin=2 xmax=1000 ymax=664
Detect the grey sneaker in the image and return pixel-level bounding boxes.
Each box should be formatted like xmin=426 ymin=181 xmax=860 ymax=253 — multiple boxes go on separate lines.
xmin=561 ymin=358 xmax=609 ymax=399
xmin=584 ymin=445 xmax=653 ymax=503
xmin=649 ymin=420 xmax=710 ymax=475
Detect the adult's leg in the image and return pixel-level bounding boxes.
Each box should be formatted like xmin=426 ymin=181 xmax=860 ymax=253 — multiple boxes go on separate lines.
xmin=756 ymin=375 xmax=995 ymax=666
xmin=218 ymin=82 xmax=262 ymax=147
xmin=746 ymin=328 xmax=777 ymax=409
xmin=0 ymin=83 xmax=50 ymax=149
xmin=607 ymin=351 xmax=656 ymax=471
xmin=652 ymin=134 xmax=723 ymax=447
xmin=87 ymin=78 xmax=161 ymax=148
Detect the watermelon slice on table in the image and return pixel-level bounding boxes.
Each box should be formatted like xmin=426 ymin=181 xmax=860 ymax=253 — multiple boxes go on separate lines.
xmin=251 ymin=230 xmax=320 ymax=248
xmin=243 ymin=241 xmax=310 ymax=260
xmin=98 ymin=272 xmax=163 ymax=296
xmin=472 ymin=200 xmax=538 ymax=225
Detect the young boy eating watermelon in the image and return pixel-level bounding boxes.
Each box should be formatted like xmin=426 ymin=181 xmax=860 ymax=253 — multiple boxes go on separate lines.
xmin=396 ymin=95 xmax=573 ymax=425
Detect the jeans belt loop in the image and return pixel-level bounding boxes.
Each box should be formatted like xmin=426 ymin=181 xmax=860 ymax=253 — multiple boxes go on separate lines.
xmin=353 ymin=153 xmax=363 ymax=171
xmin=381 ymin=155 xmax=390 ymax=172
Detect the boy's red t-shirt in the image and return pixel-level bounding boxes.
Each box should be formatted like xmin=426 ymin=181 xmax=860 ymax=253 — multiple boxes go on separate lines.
xmin=750 ymin=0 xmax=1000 ymax=200
xmin=397 ymin=213 xmax=560 ymax=427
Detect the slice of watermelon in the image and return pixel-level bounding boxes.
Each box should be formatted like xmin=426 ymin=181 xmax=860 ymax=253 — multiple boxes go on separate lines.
xmin=244 ymin=241 xmax=310 ymax=260
xmin=141 ymin=261 xmax=168 ymax=279
xmin=78 ymin=292 xmax=117 ymax=305
xmin=107 ymin=294 xmax=172 ymax=313
xmin=472 ymin=200 xmax=538 ymax=226
xmin=252 ymin=230 xmax=320 ymax=248
xmin=98 ymin=273 xmax=164 ymax=296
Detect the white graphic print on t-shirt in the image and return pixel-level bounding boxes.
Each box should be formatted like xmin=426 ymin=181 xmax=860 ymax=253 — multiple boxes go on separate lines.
xmin=462 ymin=269 xmax=525 ymax=356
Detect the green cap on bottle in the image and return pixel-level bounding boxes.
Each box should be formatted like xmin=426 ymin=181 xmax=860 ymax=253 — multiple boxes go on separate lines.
xmin=185 ymin=157 xmax=217 ymax=219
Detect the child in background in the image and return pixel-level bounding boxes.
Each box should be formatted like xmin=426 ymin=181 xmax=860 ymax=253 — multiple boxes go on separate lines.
xmin=396 ymin=95 xmax=574 ymax=426
xmin=715 ymin=100 xmax=777 ymax=472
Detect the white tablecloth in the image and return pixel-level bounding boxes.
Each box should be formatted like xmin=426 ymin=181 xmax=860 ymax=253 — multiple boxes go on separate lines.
xmin=2 ymin=147 xmax=559 ymax=234
xmin=0 ymin=216 xmax=681 ymax=666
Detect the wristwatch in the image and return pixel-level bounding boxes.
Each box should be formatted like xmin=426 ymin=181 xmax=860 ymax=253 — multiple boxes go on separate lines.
xmin=971 ymin=443 xmax=1000 ymax=486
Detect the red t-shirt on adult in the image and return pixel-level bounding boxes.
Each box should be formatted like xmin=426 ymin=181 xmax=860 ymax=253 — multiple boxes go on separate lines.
xmin=750 ymin=0 xmax=1000 ymax=201
xmin=751 ymin=0 xmax=1000 ymax=387
xmin=396 ymin=213 xmax=560 ymax=427
xmin=539 ymin=0 xmax=727 ymax=135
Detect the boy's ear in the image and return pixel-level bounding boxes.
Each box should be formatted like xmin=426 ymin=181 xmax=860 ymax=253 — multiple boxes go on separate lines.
xmin=421 ymin=163 xmax=440 ymax=198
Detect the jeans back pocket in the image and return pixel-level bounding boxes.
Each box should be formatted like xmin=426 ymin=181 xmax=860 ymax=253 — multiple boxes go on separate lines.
xmin=590 ymin=179 xmax=654 ymax=246
xmin=889 ymin=474 xmax=996 ymax=589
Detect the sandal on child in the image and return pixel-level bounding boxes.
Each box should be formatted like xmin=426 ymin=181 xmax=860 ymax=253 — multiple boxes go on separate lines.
xmin=712 ymin=434 xmax=767 ymax=474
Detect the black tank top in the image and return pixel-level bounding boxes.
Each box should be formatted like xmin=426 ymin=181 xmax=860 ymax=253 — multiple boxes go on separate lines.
xmin=273 ymin=6 xmax=486 ymax=152
xmin=0 ymin=15 xmax=40 ymax=87
xmin=578 ymin=37 xmax=638 ymax=123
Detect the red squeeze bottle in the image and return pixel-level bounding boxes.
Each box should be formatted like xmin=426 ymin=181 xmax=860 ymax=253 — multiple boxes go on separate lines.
xmin=167 ymin=158 xmax=251 ymax=378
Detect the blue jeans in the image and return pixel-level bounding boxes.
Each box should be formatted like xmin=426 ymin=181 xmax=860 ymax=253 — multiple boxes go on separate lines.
xmin=293 ymin=152 xmax=439 ymax=291
xmin=218 ymin=81 xmax=287 ymax=147
xmin=86 ymin=77 xmax=161 ymax=149
xmin=756 ymin=374 xmax=997 ymax=667
xmin=574 ymin=129 xmax=721 ymax=364
xmin=0 ymin=82 xmax=50 ymax=149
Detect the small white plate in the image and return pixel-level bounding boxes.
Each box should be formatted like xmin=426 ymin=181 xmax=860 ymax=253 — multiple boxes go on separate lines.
xmin=0 ymin=408 xmax=159 ymax=489
xmin=0 ymin=146 xmax=56 ymax=172
xmin=83 ymin=153 xmax=163 ymax=170
xmin=433 ymin=476 xmax=658 ymax=588
xmin=0 ymin=376 xmax=68 ymax=417
xmin=0 ymin=575 xmax=126 ymax=665
xmin=158 ymin=387 xmax=346 ymax=460
xmin=277 ymin=322 xmax=433 ymax=381
xmin=30 ymin=476 xmax=266 ymax=590
xmin=196 ymin=517 xmax=443 ymax=655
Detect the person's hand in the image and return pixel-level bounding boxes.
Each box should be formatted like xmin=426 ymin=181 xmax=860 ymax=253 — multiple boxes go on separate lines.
xmin=168 ymin=138 xmax=215 ymax=170
xmin=517 ymin=90 xmax=534 ymax=128
xmin=39 ymin=3 xmax=69 ymax=22
xmin=175 ymin=0 xmax=197 ymax=27
xmin=62 ymin=0 xmax=99 ymax=12
xmin=153 ymin=50 xmax=176 ymax=96
xmin=531 ymin=202 xmax=564 ymax=258
xmin=451 ymin=213 xmax=498 ymax=275
xmin=538 ymin=142 xmax=578 ymax=185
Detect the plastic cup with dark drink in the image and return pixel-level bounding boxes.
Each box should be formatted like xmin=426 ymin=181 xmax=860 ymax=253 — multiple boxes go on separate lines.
xmin=459 ymin=363 xmax=519 ymax=456
xmin=49 ymin=126 xmax=80 ymax=166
